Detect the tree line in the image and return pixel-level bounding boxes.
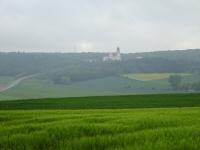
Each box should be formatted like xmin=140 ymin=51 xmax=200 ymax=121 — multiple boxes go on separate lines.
xmin=168 ymin=75 xmax=200 ymax=91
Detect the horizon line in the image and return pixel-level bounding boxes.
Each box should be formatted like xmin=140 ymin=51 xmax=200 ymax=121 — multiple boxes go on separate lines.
xmin=0 ymin=48 xmax=200 ymax=54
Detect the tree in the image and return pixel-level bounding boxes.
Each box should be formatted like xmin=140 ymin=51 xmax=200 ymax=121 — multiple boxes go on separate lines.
xmin=192 ymin=81 xmax=200 ymax=91
xmin=168 ymin=75 xmax=182 ymax=90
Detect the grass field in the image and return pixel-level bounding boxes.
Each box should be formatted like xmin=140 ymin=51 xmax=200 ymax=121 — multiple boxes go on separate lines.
xmin=0 ymin=93 xmax=200 ymax=110
xmin=0 ymin=78 xmax=117 ymax=100
xmin=0 ymin=75 xmax=173 ymax=100
xmin=0 ymin=73 xmax=198 ymax=101
xmin=123 ymin=73 xmax=190 ymax=81
xmin=1 ymin=93 xmax=200 ymax=149
xmin=0 ymin=76 xmax=15 ymax=84
xmin=1 ymin=108 xmax=200 ymax=150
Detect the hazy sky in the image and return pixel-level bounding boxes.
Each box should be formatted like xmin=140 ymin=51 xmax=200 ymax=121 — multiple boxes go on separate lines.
xmin=0 ymin=0 xmax=200 ymax=53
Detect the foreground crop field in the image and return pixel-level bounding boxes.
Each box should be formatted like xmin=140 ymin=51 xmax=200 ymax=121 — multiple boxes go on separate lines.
xmin=1 ymin=108 xmax=200 ymax=150
xmin=1 ymin=93 xmax=200 ymax=150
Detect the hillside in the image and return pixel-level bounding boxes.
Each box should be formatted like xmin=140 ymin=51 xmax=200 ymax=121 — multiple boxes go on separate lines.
xmin=0 ymin=49 xmax=200 ymax=78
xmin=0 ymin=49 xmax=200 ymax=100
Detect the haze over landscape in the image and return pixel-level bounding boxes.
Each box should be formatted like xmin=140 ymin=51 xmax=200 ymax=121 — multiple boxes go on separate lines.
xmin=0 ymin=0 xmax=200 ymax=52
xmin=1 ymin=1 xmax=200 ymax=150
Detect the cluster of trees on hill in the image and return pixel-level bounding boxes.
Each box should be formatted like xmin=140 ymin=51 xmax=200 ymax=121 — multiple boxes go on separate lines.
xmin=168 ymin=75 xmax=200 ymax=91
xmin=49 ymin=58 xmax=198 ymax=85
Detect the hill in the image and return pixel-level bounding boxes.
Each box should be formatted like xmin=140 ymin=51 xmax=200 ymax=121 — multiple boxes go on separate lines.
xmin=0 ymin=49 xmax=200 ymax=79
xmin=0 ymin=49 xmax=200 ymax=100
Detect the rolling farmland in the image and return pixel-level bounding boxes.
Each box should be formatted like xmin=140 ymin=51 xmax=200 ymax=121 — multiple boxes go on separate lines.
xmin=0 ymin=73 xmax=197 ymax=101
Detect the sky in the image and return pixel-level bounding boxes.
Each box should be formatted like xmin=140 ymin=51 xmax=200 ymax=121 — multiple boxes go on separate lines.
xmin=0 ymin=0 xmax=200 ymax=53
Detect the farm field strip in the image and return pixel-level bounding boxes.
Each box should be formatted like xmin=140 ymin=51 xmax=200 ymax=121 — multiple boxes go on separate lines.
xmin=0 ymin=93 xmax=200 ymax=110
xmin=123 ymin=73 xmax=191 ymax=81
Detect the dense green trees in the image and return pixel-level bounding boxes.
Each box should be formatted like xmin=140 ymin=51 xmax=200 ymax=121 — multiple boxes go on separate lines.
xmin=192 ymin=82 xmax=200 ymax=91
xmin=168 ymin=75 xmax=200 ymax=92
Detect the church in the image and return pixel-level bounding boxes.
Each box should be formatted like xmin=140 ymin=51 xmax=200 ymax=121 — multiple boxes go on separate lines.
xmin=103 ymin=47 xmax=121 ymax=62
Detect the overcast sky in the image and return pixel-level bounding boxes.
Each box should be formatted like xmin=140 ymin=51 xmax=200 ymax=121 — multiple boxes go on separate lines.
xmin=0 ymin=0 xmax=200 ymax=53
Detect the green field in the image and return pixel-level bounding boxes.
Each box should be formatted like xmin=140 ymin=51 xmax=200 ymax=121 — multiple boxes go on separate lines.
xmin=0 ymin=93 xmax=200 ymax=110
xmin=0 ymin=73 xmax=198 ymax=101
xmin=1 ymin=93 xmax=200 ymax=149
xmin=0 ymin=76 xmax=15 ymax=84
xmin=0 ymin=75 xmax=181 ymax=101
xmin=1 ymin=107 xmax=200 ymax=150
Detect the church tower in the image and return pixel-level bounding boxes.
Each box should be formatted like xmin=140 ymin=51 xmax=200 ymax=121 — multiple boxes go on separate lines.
xmin=116 ymin=46 xmax=121 ymax=61
xmin=117 ymin=46 xmax=120 ymax=54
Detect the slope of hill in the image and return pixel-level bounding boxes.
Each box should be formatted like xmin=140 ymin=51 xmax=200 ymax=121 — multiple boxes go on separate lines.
xmin=1 ymin=72 xmax=199 ymax=100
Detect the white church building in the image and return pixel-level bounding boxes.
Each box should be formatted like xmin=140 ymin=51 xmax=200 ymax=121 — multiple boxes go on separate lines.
xmin=103 ymin=47 xmax=121 ymax=62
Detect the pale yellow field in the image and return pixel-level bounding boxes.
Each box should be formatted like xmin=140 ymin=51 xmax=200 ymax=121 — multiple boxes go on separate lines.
xmin=123 ymin=73 xmax=191 ymax=81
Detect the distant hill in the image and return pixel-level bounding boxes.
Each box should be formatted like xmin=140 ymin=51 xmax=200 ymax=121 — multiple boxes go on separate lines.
xmin=0 ymin=49 xmax=200 ymax=84
xmin=124 ymin=49 xmax=200 ymax=62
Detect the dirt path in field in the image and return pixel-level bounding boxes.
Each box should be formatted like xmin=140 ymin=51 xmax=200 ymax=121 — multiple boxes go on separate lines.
xmin=0 ymin=74 xmax=39 ymax=92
